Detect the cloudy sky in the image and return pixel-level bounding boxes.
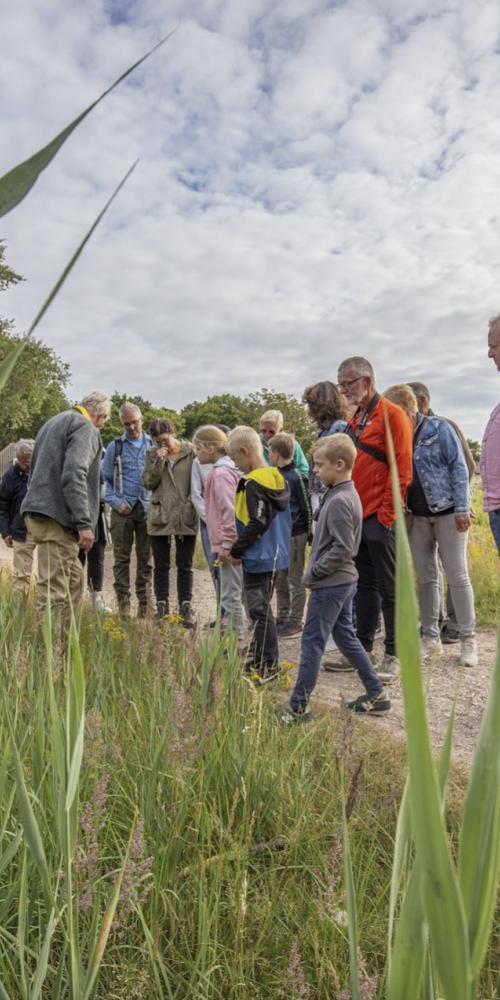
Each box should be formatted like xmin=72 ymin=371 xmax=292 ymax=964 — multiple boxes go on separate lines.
xmin=1 ymin=0 xmax=499 ymax=439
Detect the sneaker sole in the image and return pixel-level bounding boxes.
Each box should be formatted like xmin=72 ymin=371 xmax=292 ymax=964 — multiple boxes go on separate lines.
xmin=323 ymin=662 xmax=355 ymax=673
xmin=352 ymin=707 xmax=391 ymax=716
xmin=376 ymin=673 xmax=400 ymax=685
xmin=279 ymin=633 xmax=303 ymax=641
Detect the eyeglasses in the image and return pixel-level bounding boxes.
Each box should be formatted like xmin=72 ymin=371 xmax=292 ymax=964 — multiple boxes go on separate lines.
xmin=123 ymin=419 xmax=141 ymax=428
xmin=337 ymin=376 xmax=365 ymax=391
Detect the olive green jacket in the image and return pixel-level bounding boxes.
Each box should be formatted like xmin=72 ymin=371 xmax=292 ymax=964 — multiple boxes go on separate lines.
xmin=143 ymin=443 xmax=199 ymax=536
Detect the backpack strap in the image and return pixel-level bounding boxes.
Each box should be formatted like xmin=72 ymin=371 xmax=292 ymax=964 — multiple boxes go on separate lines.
xmin=112 ymin=437 xmax=124 ymax=496
xmin=346 ymin=394 xmax=388 ymax=466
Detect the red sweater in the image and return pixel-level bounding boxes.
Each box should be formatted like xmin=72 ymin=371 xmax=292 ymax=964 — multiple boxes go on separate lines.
xmin=348 ymin=395 xmax=413 ymax=527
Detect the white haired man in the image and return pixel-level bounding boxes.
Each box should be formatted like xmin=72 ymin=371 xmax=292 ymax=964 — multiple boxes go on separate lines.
xmin=481 ymin=315 xmax=500 ymax=553
xmin=102 ymin=402 xmax=153 ymax=616
xmin=337 ymin=356 xmax=413 ymax=682
xmin=259 ymin=409 xmax=309 ymax=480
xmin=22 ymin=392 xmax=111 ymax=614
xmin=0 ymin=439 xmax=36 ymax=591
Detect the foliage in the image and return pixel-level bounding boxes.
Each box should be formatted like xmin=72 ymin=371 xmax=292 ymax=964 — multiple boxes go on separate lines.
xmin=0 ymin=329 xmax=69 ymax=449
xmin=181 ymin=388 xmax=316 ymax=453
xmin=0 ymin=241 xmax=23 ymax=293
xmin=101 ymin=392 xmax=185 ymax=445
xmin=467 ymin=439 xmax=481 ymax=464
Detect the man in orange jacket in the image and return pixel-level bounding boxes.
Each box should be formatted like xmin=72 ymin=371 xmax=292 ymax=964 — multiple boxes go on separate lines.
xmin=337 ymin=356 xmax=413 ymax=682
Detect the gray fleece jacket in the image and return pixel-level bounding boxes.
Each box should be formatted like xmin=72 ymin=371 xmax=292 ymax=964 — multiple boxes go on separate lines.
xmin=21 ymin=409 xmax=102 ymax=533
xmin=302 ymin=479 xmax=361 ymax=589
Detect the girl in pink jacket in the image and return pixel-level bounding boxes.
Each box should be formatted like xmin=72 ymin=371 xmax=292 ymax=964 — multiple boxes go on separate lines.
xmin=193 ymin=426 xmax=247 ymax=641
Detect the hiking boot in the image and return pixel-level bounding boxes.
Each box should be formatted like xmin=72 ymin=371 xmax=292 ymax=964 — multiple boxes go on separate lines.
xmin=347 ymin=692 xmax=391 ymax=716
xmin=278 ymin=704 xmax=312 ymax=724
xmin=117 ymin=600 xmax=131 ymax=619
xmin=180 ymin=601 xmax=195 ymax=630
xmin=421 ymin=635 xmax=444 ymax=660
xmin=279 ymin=625 xmax=303 ymax=640
xmin=377 ymin=654 xmax=401 ymax=684
xmin=156 ymin=601 xmax=169 ymax=620
xmin=441 ymin=623 xmax=460 ymax=644
xmin=460 ymin=637 xmax=478 ymax=668
xmin=323 ymin=655 xmax=355 ymax=673
xmin=93 ymin=592 xmax=112 ymax=614
xmin=137 ymin=603 xmax=150 ymax=619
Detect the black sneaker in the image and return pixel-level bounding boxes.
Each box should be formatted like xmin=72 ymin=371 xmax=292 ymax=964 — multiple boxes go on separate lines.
xmin=278 ymin=704 xmax=312 ymax=724
xmin=347 ymin=693 xmax=391 ymax=716
xmin=441 ymin=624 xmax=460 ymax=645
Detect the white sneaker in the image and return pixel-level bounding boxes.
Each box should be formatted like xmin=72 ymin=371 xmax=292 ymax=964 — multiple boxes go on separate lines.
xmin=421 ymin=635 xmax=444 ymax=660
xmin=460 ymin=637 xmax=478 ymax=668
xmin=377 ymin=654 xmax=401 ymax=684
xmin=93 ymin=592 xmax=112 ymax=614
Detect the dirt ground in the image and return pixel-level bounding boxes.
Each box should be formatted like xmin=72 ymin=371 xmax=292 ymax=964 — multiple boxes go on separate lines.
xmin=2 ymin=545 xmax=497 ymax=763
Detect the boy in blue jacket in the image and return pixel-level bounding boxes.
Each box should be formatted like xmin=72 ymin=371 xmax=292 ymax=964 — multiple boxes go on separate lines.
xmin=222 ymin=426 xmax=291 ymax=683
xmin=268 ymin=432 xmax=312 ymax=639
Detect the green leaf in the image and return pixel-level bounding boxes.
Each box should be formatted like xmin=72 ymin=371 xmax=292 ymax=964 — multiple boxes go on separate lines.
xmin=29 ymin=909 xmax=57 ymax=1000
xmin=458 ymin=629 xmax=500 ymax=983
xmin=385 ymin=415 xmax=471 ymax=1000
xmin=5 ymin=712 xmax=51 ymax=902
xmin=0 ymin=342 xmax=28 ymax=396
xmin=0 ymin=30 xmax=176 ymax=217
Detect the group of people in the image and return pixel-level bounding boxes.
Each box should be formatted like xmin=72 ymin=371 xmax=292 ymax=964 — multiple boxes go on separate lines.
xmin=0 ymin=320 xmax=499 ymax=721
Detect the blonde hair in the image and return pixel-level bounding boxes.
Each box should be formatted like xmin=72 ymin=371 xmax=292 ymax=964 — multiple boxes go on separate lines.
xmin=383 ymin=384 xmax=418 ymax=419
xmin=227 ymin=425 xmax=263 ymax=455
xmin=313 ymin=432 xmax=357 ymax=470
xmin=268 ymin=432 xmax=295 ymax=461
xmin=192 ymin=425 xmax=228 ymax=454
xmin=260 ymin=409 xmax=283 ymax=430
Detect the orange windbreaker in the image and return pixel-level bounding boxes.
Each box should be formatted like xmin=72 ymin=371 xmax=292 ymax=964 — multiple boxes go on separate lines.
xmin=348 ymin=395 xmax=413 ymax=527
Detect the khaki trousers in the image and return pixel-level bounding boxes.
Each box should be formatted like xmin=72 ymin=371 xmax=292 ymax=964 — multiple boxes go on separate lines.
xmin=25 ymin=516 xmax=84 ymax=613
xmin=12 ymin=539 xmax=37 ymax=592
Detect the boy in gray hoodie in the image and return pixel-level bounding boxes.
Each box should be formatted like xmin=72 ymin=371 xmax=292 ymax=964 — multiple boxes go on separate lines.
xmin=281 ymin=434 xmax=390 ymax=721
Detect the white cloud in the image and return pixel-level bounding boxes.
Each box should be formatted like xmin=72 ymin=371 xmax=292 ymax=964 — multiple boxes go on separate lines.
xmin=0 ymin=0 xmax=499 ymax=441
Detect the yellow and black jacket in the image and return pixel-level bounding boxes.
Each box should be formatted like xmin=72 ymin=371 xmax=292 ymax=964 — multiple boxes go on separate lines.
xmin=231 ymin=467 xmax=291 ymax=573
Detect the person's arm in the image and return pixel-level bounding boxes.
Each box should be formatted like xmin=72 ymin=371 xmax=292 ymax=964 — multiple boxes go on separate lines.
xmin=378 ymin=405 xmax=413 ymax=527
xmin=438 ymin=422 xmax=470 ymax=518
xmin=216 ymin=470 xmax=238 ymax=550
xmin=448 ymin=420 xmax=476 ymax=482
xmin=61 ymin=424 xmax=100 ymax=530
xmin=231 ymin=481 xmax=273 ymax=557
xmin=0 ymin=470 xmax=14 ymax=541
xmin=143 ymin=448 xmax=164 ymax=491
xmin=102 ymin=441 xmax=122 ymax=510
xmin=293 ymin=472 xmax=313 ymax=540
xmin=190 ymin=460 xmax=206 ymax=521
xmin=304 ymin=499 xmax=355 ymax=580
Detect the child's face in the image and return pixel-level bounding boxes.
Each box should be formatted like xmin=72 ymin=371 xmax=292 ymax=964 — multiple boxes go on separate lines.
xmin=228 ymin=444 xmax=251 ymax=473
xmin=194 ymin=441 xmax=214 ymax=464
xmin=313 ymin=456 xmax=347 ymax=487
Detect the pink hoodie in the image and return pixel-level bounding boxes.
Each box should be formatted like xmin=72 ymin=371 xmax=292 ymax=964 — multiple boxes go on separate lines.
xmin=205 ymin=457 xmax=241 ymax=554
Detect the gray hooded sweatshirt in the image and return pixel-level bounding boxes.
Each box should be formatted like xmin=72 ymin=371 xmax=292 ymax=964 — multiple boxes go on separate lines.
xmin=302 ymin=479 xmax=362 ymax=589
xmin=21 ymin=409 xmax=102 ymax=533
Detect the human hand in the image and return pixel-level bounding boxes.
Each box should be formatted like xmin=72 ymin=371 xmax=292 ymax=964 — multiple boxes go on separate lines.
xmin=78 ymin=529 xmax=95 ymax=551
xmin=118 ymin=501 xmax=131 ymax=515
xmin=455 ymin=514 xmax=471 ymax=533
xmin=3 ymin=535 xmax=13 ymax=548
xmin=156 ymin=447 xmax=169 ymax=461
xmin=218 ymin=550 xmax=233 ymax=564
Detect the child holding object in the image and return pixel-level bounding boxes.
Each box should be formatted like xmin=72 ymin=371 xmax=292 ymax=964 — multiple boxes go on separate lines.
xmin=268 ymin=432 xmax=312 ymax=639
xmin=280 ymin=434 xmax=391 ymax=722
xmin=192 ymin=426 xmax=246 ymax=641
xmin=225 ymin=427 xmax=291 ymax=684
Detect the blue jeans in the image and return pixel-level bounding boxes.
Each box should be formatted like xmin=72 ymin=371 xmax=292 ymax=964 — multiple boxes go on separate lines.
xmin=290 ymin=583 xmax=383 ymax=712
xmin=489 ymin=510 xmax=500 ymax=554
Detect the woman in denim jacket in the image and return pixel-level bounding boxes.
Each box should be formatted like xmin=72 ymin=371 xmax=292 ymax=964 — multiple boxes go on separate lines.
xmin=384 ymin=385 xmax=477 ymax=669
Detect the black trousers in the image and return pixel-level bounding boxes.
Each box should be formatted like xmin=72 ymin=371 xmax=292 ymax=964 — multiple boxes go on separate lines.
xmin=151 ymin=534 xmax=196 ymax=606
xmin=243 ymin=570 xmax=279 ymax=672
xmin=354 ymin=514 xmax=396 ymax=656
xmin=78 ymin=517 xmax=106 ymax=592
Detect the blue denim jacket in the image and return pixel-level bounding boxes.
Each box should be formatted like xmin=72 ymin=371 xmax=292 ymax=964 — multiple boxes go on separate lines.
xmin=413 ymin=414 xmax=469 ymax=515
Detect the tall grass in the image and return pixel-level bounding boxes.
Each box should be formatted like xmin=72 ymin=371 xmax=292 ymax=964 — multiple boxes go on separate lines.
xmin=0 ymin=588 xmax=498 ymax=998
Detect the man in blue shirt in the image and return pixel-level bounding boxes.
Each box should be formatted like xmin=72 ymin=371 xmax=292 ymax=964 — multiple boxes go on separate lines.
xmin=102 ymin=402 xmax=153 ymax=616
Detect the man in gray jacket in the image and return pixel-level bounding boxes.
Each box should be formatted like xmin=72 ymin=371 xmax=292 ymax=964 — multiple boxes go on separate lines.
xmin=22 ymin=391 xmax=111 ymax=614
xmin=281 ymin=433 xmax=390 ymax=721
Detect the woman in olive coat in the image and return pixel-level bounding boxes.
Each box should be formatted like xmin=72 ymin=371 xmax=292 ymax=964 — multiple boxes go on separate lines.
xmin=143 ymin=419 xmax=198 ymax=625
